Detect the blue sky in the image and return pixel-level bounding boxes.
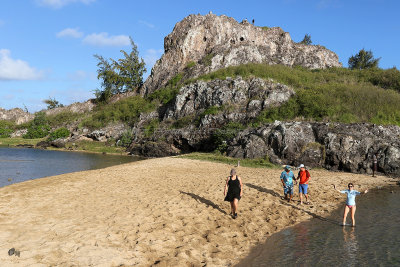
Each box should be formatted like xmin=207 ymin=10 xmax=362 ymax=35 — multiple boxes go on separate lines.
xmin=0 ymin=0 xmax=399 ymax=112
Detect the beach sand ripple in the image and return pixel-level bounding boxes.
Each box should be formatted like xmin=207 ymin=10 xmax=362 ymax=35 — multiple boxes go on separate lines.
xmin=0 ymin=157 xmax=395 ymax=266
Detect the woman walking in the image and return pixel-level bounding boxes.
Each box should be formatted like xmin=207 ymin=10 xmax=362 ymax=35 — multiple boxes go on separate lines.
xmin=224 ymin=169 xmax=243 ymax=219
xmin=333 ymin=183 xmax=368 ymax=226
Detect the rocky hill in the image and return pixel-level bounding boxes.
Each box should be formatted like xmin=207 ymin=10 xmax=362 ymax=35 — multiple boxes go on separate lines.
xmin=142 ymin=13 xmax=341 ymax=95
xmin=2 ymin=14 xmax=400 ymax=177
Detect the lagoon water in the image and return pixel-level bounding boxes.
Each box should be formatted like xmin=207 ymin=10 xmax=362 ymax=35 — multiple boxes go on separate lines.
xmin=238 ymin=186 xmax=400 ymax=267
xmin=0 ymin=147 xmax=143 ymax=188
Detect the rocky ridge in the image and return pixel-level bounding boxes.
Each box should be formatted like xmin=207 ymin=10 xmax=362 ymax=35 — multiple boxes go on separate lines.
xmin=142 ymin=13 xmax=341 ymax=95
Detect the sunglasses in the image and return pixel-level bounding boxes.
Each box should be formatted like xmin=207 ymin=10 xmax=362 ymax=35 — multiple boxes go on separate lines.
xmin=348 ymin=185 xmax=353 ymax=188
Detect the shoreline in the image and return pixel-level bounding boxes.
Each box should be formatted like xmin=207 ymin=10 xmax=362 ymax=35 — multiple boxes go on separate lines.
xmin=0 ymin=138 xmax=131 ymax=156
xmin=0 ymin=157 xmax=397 ymax=266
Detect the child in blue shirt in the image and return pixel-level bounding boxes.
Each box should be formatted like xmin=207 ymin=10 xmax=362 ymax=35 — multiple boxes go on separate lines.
xmin=333 ymin=183 xmax=368 ymax=226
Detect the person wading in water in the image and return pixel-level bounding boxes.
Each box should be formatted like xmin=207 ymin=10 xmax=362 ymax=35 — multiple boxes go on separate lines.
xmin=333 ymin=183 xmax=368 ymax=226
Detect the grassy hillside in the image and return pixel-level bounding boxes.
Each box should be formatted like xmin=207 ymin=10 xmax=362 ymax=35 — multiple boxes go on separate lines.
xmin=2 ymin=64 xmax=400 ymax=140
xmin=193 ymin=64 xmax=400 ymax=126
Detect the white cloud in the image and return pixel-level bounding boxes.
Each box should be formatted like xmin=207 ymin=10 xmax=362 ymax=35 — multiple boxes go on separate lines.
xmin=56 ymin=28 xmax=84 ymax=38
xmin=0 ymin=49 xmax=43 ymax=81
xmin=82 ymin=32 xmax=130 ymax=47
xmin=144 ymin=49 xmax=163 ymax=69
xmin=36 ymin=0 xmax=96 ymax=9
xmin=139 ymin=20 xmax=155 ymax=29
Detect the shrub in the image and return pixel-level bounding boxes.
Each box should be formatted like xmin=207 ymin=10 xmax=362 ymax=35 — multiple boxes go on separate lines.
xmin=23 ymin=112 xmax=50 ymax=139
xmin=0 ymin=120 xmax=15 ymax=138
xmin=118 ymin=130 xmax=133 ymax=147
xmin=211 ymin=122 xmax=246 ymax=153
xmin=81 ymin=96 xmax=156 ymax=129
xmin=48 ymin=127 xmax=70 ymax=141
xmin=143 ymin=119 xmax=159 ymax=137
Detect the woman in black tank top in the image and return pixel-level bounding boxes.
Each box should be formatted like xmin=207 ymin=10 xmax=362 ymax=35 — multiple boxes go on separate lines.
xmin=224 ymin=169 xmax=243 ymax=219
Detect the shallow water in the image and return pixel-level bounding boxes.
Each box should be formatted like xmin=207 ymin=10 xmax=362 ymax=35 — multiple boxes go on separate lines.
xmin=0 ymin=147 xmax=143 ymax=188
xmin=237 ymin=186 xmax=400 ymax=267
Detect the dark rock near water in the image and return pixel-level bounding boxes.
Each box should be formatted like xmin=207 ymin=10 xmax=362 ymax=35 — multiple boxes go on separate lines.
xmin=226 ymin=121 xmax=400 ymax=177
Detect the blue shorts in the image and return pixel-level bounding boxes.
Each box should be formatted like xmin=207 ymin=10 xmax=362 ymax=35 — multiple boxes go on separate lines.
xmin=284 ymin=184 xmax=294 ymax=195
xmin=299 ymin=184 xmax=308 ymax=194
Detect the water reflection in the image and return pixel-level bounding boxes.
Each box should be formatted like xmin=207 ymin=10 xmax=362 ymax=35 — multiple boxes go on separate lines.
xmin=0 ymin=147 xmax=143 ymax=187
xmin=237 ymin=187 xmax=400 ymax=266
xmin=343 ymin=227 xmax=358 ymax=267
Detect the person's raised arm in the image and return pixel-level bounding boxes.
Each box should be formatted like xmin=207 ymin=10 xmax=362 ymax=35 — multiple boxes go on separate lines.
xmin=332 ymin=184 xmax=340 ymax=192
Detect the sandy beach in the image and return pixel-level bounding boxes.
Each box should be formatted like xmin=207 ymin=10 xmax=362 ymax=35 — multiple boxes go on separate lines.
xmin=0 ymin=157 xmax=397 ymax=266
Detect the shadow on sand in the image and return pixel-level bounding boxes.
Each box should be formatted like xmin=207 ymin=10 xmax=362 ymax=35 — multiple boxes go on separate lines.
xmin=180 ymin=191 xmax=227 ymax=215
xmin=245 ymin=183 xmax=339 ymax=225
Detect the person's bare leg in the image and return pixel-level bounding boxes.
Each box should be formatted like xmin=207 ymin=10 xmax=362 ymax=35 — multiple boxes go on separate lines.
xmin=305 ymin=193 xmax=309 ymax=203
xmin=230 ymin=202 xmax=234 ymax=215
xmin=233 ymin=199 xmax=239 ymax=216
xmin=343 ymin=206 xmax=350 ymax=225
xmin=351 ymin=206 xmax=357 ymax=226
xmin=299 ymin=193 xmax=303 ymax=204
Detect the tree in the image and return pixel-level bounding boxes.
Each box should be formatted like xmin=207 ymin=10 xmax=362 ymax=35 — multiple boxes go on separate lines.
xmin=43 ymin=97 xmax=64 ymax=109
xmin=348 ymin=49 xmax=380 ymax=70
xmin=94 ymin=37 xmax=146 ymax=103
xmin=300 ymin=34 xmax=312 ymax=45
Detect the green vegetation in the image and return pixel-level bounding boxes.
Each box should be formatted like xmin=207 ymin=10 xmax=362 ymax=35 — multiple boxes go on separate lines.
xmin=348 ymin=49 xmax=380 ymax=70
xmin=211 ymin=122 xmax=246 ymax=153
xmin=300 ymin=34 xmax=312 ymax=45
xmin=23 ymin=112 xmax=50 ymax=139
xmin=0 ymin=120 xmax=16 ymax=138
xmin=118 ymin=130 xmax=133 ymax=147
xmin=186 ymin=61 xmax=196 ymax=69
xmin=260 ymin=26 xmax=269 ymax=31
xmin=194 ymin=63 xmax=400 ymax=126
xmin=94 ymin=37 xmax=146 ymax=103
xmin=46 ymin=111 xmax=85 ymax=128
xmin=43 ymin=97 xmax=64 ymax=109
xmin=143 ymin=119 xmax=159 ymax=137
xmin=81 ymin=96 xmax=156 ymax=129
xmin=64 ymin=140 xmax=126 ymax=154
xmin=48 ymin=127 xmax=70 ymax=141
xmin=147 ymin=86 xmax=179 ymax=105
xmin=202 ymin=53 xmax=214 ymax=66
xmin=179 ymin=152 xmax=277 ymax=169
xmin=0 ymin=137 xmax=44 ymax=146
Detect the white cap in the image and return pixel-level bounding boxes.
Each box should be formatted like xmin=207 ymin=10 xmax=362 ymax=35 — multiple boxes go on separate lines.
xmin=299 ymin=164 xmax=305 ymax=168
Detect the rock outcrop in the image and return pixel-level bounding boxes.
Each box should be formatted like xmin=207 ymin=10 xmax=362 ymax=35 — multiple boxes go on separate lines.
xmin=44 ymin=100 xmax=95 ymax=116
xmin=165 ymin=76 xmax=294 ymax=126
xmin=0 ymin=108 xmax=33 ymax=125
xmin=142 ymin=13 xmax=341 ymax=95
xmin=226 ymin=121 xmax=400 ymax=176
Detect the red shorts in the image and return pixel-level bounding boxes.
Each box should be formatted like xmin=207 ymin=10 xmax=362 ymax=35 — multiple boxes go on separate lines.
xmin=346 ymin=205 xmax=354 ymax=209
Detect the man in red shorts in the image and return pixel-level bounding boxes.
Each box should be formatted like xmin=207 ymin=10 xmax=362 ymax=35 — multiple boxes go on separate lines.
xmin=296 ymin=164 xmax=310 ymax=205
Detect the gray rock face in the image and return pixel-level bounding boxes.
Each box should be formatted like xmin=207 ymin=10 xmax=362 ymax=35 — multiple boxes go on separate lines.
xmin=0 ymin=108 xmax=33 ymax=125
xmin=226 ymin=121 xmax=400 ymax=176
xmin=165 ymin=76 xmax=294 ymax=126
xmin=44 ymin=100 xmax=95 ymax=116
xmin=142 ymin=13 xmax=341 ymax=95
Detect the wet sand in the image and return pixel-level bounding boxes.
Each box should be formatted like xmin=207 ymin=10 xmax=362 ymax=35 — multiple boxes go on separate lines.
xmin=0 ymin=157 xmax=396 ymax=266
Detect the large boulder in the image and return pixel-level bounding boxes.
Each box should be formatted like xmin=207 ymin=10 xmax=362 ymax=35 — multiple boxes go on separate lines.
xmin=164 ymin=76 xmax=294 ymax=127
xmin=142 ymin=13 xmax=341 ymax=95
